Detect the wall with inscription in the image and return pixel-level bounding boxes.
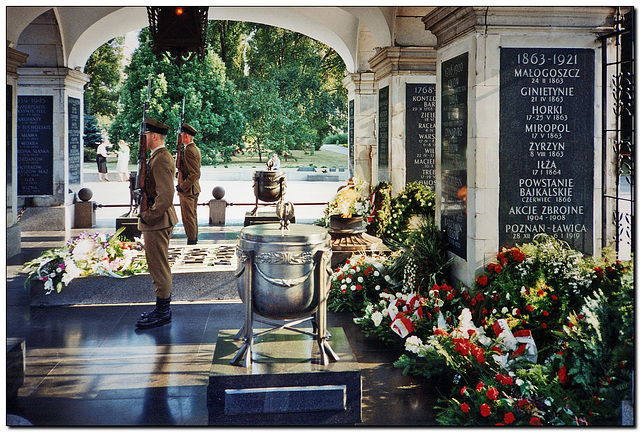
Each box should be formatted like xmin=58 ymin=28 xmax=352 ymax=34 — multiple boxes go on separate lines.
xmin=441 ymin=53 xmax=469 ymax=259
xmin=68 ymin=97 xmax=81 ymax=185
xmin=406 ymin=84 xmax=436 ymax=188
xmin=499 ymin=48 xmax=594 ymax=254
xmin=377 ymin=86 xmax=389 ymax=182
xmin=17 ymin=96 xmax=54 ymax=196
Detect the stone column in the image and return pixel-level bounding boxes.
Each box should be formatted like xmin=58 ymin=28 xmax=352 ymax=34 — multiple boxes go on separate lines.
xmin=17 ymin=66 xmax=90 ymax=231
xmin=368 ymin=47 xmax=437 ymax=196
xmin=423 ymin=6 xmax=618 ymax=286
xmin=6 ymin=46 xmax=30 ymax=258
xmin=342 ymin=72 xmax=377 ymax=188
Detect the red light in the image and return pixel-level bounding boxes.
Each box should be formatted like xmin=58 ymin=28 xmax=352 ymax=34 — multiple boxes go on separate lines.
xmin=175 ymin=7 xmax=184 ymax=15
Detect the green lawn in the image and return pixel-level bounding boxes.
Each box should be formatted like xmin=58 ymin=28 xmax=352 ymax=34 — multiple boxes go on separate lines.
xmin=85 ymin=147 xmax=348 ymax=171
xmin=217 ymin=148 xmax=348 ymax=169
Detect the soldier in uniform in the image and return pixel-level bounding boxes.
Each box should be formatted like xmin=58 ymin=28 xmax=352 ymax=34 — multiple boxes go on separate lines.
xmin=176 ymin=123 xmax=202 ymax=245
xmin=137 ymin=117 xmax=179 ymax=329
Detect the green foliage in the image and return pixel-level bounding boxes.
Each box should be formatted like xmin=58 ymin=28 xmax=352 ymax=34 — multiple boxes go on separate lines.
xmin=322 ymin=132 xmax=347 ymax=145
xmin=83 ymin=113 xmax=103 ymax=151
xmin=385 ymin=218 xmax=453 ymax=295
xmin=369 ymin=182 xmax=436 ymax=244
xmin=83 ymin=37 xmax=124 ymax=119
xmin=108 ymin=28 xmax=244 ymax=165
xmin=243 ymin=24 xmax=347 ymax=152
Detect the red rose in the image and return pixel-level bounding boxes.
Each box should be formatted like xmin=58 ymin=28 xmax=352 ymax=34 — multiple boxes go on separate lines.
xmin=476 ymin=275 xmax=488 ymax=286
xmin=526 ymin=304 xmax=534 ymax=312
xmin=338 ymin=274 xmax=344 ymax=280
xmin=461 ymin=402 xmax=470 ymax=413
xmin=513 ymin=249 xmax=525 ymax=262
xmin=480 ymin=403 xmax=491 ymax=417
xmin=447 ymin=293 xmax=454 ymax=301
xmin=356 ymin=284 xmax=362 ymax=291
xmin=543 ymin=310 xmax=549 ymax=316
xmin=504 ymin=412 xmax=516 ymax=424
xmin=529 ymin=416 xmax=542 ymax=426
xmin=541 ymin=323 xmax=548 ymax=329
xmin=460 ymin=386 xmax=467 ymax=396
xmin=494 ymin=264 xmax=503 ymax=274
xmin=434 ymin=306 xmax=440 ymax=313
xmin=518 ymin=399 xmax=527 ymax=409
xmin=537 ymin=289 xmax=544 ymax=296
xmin=476 ymin=381 xmax=485 ymax=392
xmin=487 ymin=387 xmax=499 ymax=401
xmin=551 ymin=294 xmax=558 ymax=301
xmin=558 ymin=365 xmax=569 ymax=385
xmin=514 ymin=344 xmax=526 ymax=356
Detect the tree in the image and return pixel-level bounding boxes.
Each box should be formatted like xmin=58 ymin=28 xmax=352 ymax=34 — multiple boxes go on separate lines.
xmin=83 ymin=37 xmax=124 ymax=121
xmin=243 ymin=25 xmax=347 ymax=152
xmin=109 ymin=28 xmax=245 ymax=165
xmin=208 ymin=20 xmax=249 ymax=85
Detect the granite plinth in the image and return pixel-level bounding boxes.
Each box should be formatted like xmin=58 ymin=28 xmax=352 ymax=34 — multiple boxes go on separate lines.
xmin=115 ymin=215 xmax=140 ymax=241
xmin=208 ymin=327 xmax=361 ymax=425
xmin=244 ymin=211 xmax=295 ymax=226
xmin=7 ymin=338 xmax=25 ymax=403
xmin=29 ymin=271 xmax=238 ymax=306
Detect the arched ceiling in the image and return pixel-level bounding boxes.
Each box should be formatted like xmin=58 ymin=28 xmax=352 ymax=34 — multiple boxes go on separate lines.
xmin=7 ymin=6 xmax=396 ymax=73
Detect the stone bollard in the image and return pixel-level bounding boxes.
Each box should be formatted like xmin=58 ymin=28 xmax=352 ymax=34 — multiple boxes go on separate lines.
xmin=74 ymin=188 xmax=95 ymax=228
xmin=209 ymin=186 xmax=227 ymax=225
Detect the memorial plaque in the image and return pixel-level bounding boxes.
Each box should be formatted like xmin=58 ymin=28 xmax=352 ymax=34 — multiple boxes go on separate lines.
xmin=441 ymin=53 xmax=468 ymax=259
xmin=7 ymin=85 xmax=12 ymax=186
xmin=18 ymin=96 xmax=53 ymax=196
xmin=405 ymin=83 xmax=436 ymax=188
xmin=348 ymin=99 xmax=354 ymax=177
xmin=499 ymin=48 xmax=594 ymax=254
xmin=68 ymin=97 xmax=81 ymax=185
xmin=377 ymin=86 xmax=389 ymax=178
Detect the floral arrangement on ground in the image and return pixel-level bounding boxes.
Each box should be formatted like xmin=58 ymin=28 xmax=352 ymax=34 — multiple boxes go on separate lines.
xmin=23 ymin=227 xmax=147 ymax=294
xmin=316 ymin=178 xmax=372 ymax=227
xmin=329 ymin=234 xmax=633 ymax=425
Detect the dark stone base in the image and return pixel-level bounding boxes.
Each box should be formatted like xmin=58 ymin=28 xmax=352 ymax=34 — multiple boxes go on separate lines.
xmin=115 ymin=215 xmax=140 ymax=241
xmin=29 ymin=271 xmax=238 ymax=306
xmin=208 ymin=327 xmax=361 ymax=425
xmin=244 ymin=211 xmax=295 ymax=227
xmin=7 ymin=338 xmax=25 ymax=403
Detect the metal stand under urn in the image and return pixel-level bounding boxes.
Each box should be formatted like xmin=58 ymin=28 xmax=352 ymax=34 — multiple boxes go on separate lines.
xmin=232 ymin=221 xmax=339 ymax=367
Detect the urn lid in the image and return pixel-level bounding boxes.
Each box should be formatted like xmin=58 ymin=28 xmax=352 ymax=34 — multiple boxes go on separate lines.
xmin=239 ymin=223 xmax=329 ymax=245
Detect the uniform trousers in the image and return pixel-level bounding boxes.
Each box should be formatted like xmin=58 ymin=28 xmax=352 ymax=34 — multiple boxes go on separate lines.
xmin=179 ymin=194 xmax=199 ymax=241
xmin=143 ymin=225 xmax=174 ymax=299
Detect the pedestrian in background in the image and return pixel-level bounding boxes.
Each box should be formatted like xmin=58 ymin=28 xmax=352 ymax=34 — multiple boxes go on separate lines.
xmin=116 ymin=140 xmax=130 ymax=182
xmin=96 ymin=140 xmax=112 ymax=182
xmin=137 ymin=117 xmax=178 ymax=329
xmin=176 ymin=124 xmax=202 ymax=245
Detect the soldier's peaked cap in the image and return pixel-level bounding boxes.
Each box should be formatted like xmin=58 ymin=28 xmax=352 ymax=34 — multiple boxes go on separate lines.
xmin=182 ymin=123 xmax=197 ymax=136
xmin=145 ymin=118 xmax=169 ymax=135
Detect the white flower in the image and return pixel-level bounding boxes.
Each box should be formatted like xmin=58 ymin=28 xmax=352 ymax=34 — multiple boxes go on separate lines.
xmin=358 ymin=276 xmax=364 ymax=283
xmin=350 ymin=285 xmax=356 ymax=291
xmin=346 ymin=277 xmax=352 ymax=284
xmin=43 ymin=278 xmax=53 ymax=294
xmin=506 ymin=293 xmax=510 ymax=300
xmin=374 ymin=271 xmax=380 ymax=277
xmin=375 ymin=285 xmax=381 ymax=291
xmin=371 ymin=311 xmax=383 ymax=327
xmin=381 ymin=309 xmax=388 ymax=317
xmin=515 ymin=378 xmax=524 ymax=386
xmin=384 ymin=275 xmax=391 ymax=282
xmin=365 ymin=304 xmax=374 ymax=314
xmin=501 ymin=307 xmax=509 ymax=314
xmin=405 ymin=335 xmax=423 ymax=353
xmin=520 ymin=286 xmax=527 ymax=295
xmin=388 ymin=304 xmax=399 ymax=319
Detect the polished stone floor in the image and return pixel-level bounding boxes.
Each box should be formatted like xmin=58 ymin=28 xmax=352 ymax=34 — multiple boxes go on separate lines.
xmin=6 ymin=224 xmax=443 ymax=426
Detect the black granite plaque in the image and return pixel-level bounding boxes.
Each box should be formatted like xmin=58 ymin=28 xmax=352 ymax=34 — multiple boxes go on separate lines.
xmin=406 ymin=83 xmax=436 ymax=188
xmin=7 ymin=85 xmax=12 ymax=186
xmin=499 ymin=48 xmax=594 ymax=254
xmin=68 ymin=97 xmax=81 ymax=185
xmin=377 ymin=86 xmax=389 ymax=176
xmin=18 ymin=96 xmax=54 ymax=196
xmin=348 ymin=99 xmax=354 ymax=177
xmin=441 ymin=53 xmax=468 ymax=259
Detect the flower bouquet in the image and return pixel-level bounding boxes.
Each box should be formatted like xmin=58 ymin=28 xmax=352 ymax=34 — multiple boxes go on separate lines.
xmin=317 ymin=178 xmax=372 ymax=228
xmin=23 ymin=227 xmax=147 ymax=295
xmin=328 ymin=254 xmax=396 ymax=312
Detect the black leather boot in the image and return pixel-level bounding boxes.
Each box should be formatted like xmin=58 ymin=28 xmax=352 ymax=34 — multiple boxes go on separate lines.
xmin=136 ymin=296 xmax=171 ymax=329
xmin=187 ymin=238 xmax=197 ymax=245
